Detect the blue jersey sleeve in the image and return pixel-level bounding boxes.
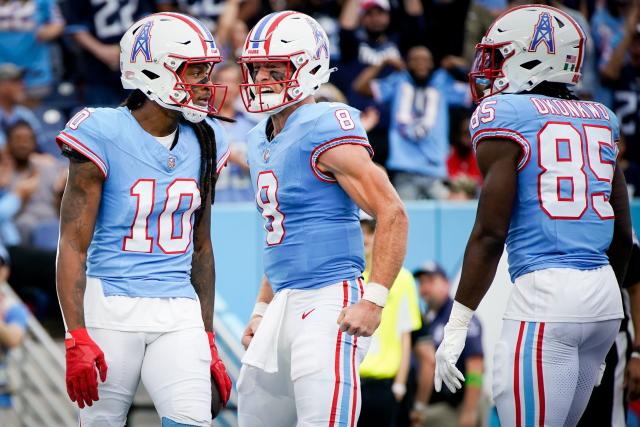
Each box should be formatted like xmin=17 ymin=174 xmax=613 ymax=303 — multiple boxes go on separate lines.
xmin=309 ymin=104 xmax=373 ymax=183
xmin=470 ymin=96 xmax=531 ymax=171
xmin=205 ymin=117 xmax=231 ymax=174
xmin=56 ymin=108 xmax=110 ymax=177
xmin=4 ymin=303 xmax=28 ymax=331
xmin=371 ymin=71 xmax=403 ymax=104
xmin=42 ymin=0 xmax=64 ymax=24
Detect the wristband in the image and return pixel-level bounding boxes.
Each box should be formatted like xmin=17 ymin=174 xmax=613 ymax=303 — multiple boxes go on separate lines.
xmin=465 ymin=372 xmax=483 ymax=387
xmin=251 ymin=302 xmax=269 ymax=318
xmin=362 ymin=282 xmax=389 ymax=307
xmin=631 ymin=351 xmax=640 ymax=360
xmin=448 ymin=301 xmax=474 ymax=328
xmin=413 ymin=401 xmax=427 ymax=412
xmin=391 ymin=382 xmax=406 ymax=396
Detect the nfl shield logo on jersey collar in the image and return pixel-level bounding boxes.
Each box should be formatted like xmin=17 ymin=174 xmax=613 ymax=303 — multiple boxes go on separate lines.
xmin=263 ymin=148 xmax=271 ymax=162
xmin=167 ymin=155 xmax=177 ymax=169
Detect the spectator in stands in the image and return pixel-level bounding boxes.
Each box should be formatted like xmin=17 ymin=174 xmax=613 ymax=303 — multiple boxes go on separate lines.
xmin=447 ymin=110 xmax=481 ymax=186
xmin=61 ymin=0 xmax=156 ymax=106
xmin=602 ymin=23 xmax=640 ymax=170
xmin=4 ymin=121 xmax=64 ymax=246
xmin=0 ymin=64 xmax=43 ymax=148
xmin=213 ymin=63 xmax=255 ymax=203
xmin=353 ymin=45 xmax=450 ymax=200
xmin=0 ymin=151 xmax=40 ymax=247
xmin=358 ymin=214 xmax=422 ymax=427
xmin=0 ymin=245 xmax=28 ymax=426
xmin=336 ymin=0 xmax=424 ymax=165
xmin=411 ymin=261 xmax=484 ymax=427
xmin=0 ymin=0 xmax=65 ymax=105
xmin=591 ymin=0 xmax=639 ymax=106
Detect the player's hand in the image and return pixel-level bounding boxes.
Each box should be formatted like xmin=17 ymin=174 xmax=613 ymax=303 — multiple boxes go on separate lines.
xmin=410 ymin=409 xmax=427 ymax=427
xmin=241 ymin=315 xmax=262 ymax=349
xmin=65 ymin=328 xmax=108 ymax=409
xmin=459 ymin=408 xmax=478 ymax=427
xmin=207 ymin=331 xmax=232 ymax=407
xmin=337 ymin=299 xmax=381 ymax=337
xmin=627 ymin=357 xmax=640 ymax=400
xmin=434 ymin=322 xmax=468 ymax=393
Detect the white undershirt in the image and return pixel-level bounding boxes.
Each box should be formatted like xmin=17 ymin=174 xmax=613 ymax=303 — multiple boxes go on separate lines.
xmin=154 ymin=129 xmax=177 ymax=150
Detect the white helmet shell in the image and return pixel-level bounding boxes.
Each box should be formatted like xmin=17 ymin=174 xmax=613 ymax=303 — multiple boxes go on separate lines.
xmin=238 ymin=11 xmax=333 ymax=114
xmin=469 ymin=4 xmax=586 ymax=103
xmin=120 ymin=12 xmax=227 ymax=122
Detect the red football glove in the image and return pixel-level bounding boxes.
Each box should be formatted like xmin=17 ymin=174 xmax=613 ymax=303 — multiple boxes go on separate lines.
xmin=65 ymin=328 xmax=108 ymax=409
xmin=207 ymin=331 xmax=232 ymax=407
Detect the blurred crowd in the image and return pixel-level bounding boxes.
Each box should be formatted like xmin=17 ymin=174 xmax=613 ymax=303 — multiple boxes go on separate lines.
xmin=0 ymin=0 xmax=640 ymax=424
xmin=0 ymin=0 xmax=637 ymax=331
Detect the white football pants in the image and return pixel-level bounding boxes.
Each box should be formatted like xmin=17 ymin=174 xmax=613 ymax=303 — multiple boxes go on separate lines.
xmin=238 ymin=279 xmax=371 ymax=427
xmin=78 ymin=327 xmax=211 ymax=427
xmin=493 ymin=319 xmax=620 ymax=427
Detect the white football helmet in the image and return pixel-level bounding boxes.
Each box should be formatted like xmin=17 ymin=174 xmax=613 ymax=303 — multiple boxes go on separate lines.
xmin=238 ymin=11 xmax=334 ymax=114
xmin=469 ymin=4 xmax=586 ymax=103
xmin=120 ymin=13 xmax=227 ymax=123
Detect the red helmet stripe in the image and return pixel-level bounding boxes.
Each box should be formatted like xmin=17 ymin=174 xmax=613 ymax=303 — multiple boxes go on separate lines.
xmin=263 ymin=11 xmax=298 ymax=54
xmin=156 ymin=12 xmax=208 ymax=55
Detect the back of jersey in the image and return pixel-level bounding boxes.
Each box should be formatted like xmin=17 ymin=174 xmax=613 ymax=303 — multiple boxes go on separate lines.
xmin=471 ymin=94 xmax=620 ymax=282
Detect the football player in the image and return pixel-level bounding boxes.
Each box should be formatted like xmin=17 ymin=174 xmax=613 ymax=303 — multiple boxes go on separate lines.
xmin=56 ymin=13 xmax=232 ymax=427
xmin=434 ymin=5 xmax=633 ymax=426
xmin=236 ymin=11 xmax=408 ymax=427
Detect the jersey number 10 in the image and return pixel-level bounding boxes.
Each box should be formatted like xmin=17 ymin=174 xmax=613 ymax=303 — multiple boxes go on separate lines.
xmin=538 ymin=122 xmax=615 ymax=219
xmin=123 ymin=179 xmax=201 ymax=253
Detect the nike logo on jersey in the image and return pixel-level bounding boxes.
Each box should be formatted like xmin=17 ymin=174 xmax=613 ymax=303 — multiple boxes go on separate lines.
xmin=302 ymin=308 xmax=316 ymax=319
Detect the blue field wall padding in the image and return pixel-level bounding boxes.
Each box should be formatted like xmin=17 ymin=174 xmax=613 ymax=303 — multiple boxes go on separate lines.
xmin=212 ymin=200 xmax=640 ymax=338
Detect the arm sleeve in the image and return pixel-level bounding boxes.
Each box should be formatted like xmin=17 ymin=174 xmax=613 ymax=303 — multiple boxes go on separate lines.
xmin=0 ymin=193 xmax=21 ymax=222
xmin=5 ymin=303 xmax=28 ymax=331
xmin=371 ymin=72 xmax=401 ymax=104
xmin=44 ymin=0 xmax=65 ymax=24
xmin=309 ymin=104 xmax=374 ymax=183
xmin=470 ymin=97 xmax=532 ymax=171
xmin=56 ymin=108 xmax=109 ymax=177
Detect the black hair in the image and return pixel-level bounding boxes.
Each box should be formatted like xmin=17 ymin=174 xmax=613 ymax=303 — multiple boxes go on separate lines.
xmin=123 ymin=89 xmax=217 ymax=228
xmin=523 ymin=81 xmax=579 ymax=100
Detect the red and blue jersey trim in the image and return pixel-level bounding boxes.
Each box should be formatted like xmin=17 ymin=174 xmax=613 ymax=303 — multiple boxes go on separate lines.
xmin=56 ymin=131 xmax=108 ymax=178
xmin=472 ymin=128 xmax=532 ymax=171
xmin=310 ymin=136 xmax=374 ymax=183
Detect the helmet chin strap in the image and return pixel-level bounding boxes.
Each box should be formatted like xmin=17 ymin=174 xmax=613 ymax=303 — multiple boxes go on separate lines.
xmin=150 ymin=92 xmax=207 ymax=123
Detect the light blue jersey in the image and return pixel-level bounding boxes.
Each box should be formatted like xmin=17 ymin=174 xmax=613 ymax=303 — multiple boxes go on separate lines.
xmin=0 ymin=0 xmax=63 ymax=89
xmin=247 ymin=102 xmax=372 ymax=292
xmin=56 ymin=107 xmax=229 ymax=298
xmin=471 ymin=94 xmax=620 ymax=282
xmin=372 ymin=70 xmax=450 ymax=178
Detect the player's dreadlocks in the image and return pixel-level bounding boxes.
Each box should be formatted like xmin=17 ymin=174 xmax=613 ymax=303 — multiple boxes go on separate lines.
xmin=123 ymin=89 xmax=217 ymax=228
xmin=524 ymin=81 xmax=579 ymax=100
